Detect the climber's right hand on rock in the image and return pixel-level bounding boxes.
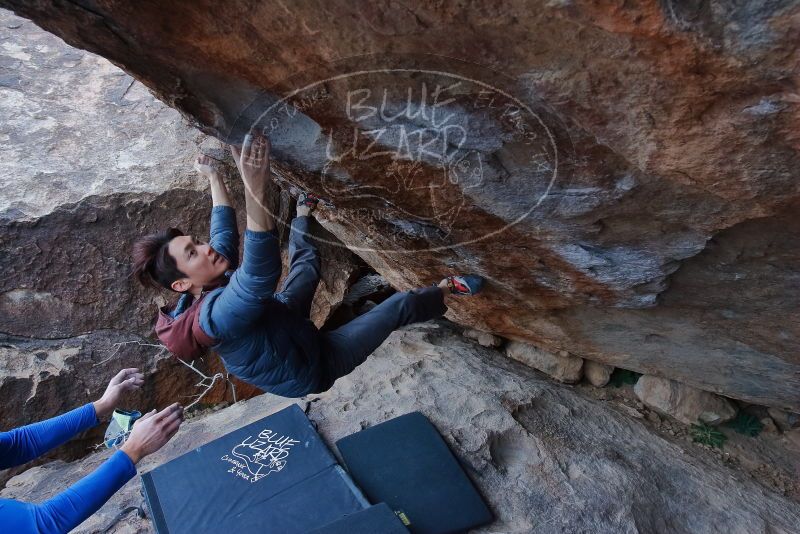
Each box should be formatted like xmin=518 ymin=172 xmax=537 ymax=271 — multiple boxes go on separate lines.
xmin=231 ymin=132 xmax=271 ymax=195
xmin=121 ymin=403 xmax=184 ymax=465
xmin=232 ymin=131 xmax=276 ymax=232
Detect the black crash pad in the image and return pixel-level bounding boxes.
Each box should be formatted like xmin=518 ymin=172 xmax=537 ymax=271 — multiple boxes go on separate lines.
xmin=336 ymin=411 xmax=493 ymax=534
xmin=308 ymin=502 xmax=409 ymax=534
xmin=142 ymin=404 xmax=367 ymax=533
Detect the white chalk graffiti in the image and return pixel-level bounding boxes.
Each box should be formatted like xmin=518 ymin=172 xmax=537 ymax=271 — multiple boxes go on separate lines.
xmin=239 ymin=63 xmax=559 ymax=254
xmin=221 ymin=429 xmax=300 ymax=483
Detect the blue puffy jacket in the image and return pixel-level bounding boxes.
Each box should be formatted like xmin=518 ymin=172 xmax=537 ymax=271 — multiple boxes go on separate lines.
xmin=160 ymin=206 xmax=324 ymax=398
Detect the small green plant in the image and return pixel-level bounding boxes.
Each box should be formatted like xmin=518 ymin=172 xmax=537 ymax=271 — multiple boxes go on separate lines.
xmin=725 ymin=413 xmax=763 ymax=437
xmin=609 ymin=369 xmax=642 ymax=388
xmin=691 ymin=422 xmax=727 ymax=448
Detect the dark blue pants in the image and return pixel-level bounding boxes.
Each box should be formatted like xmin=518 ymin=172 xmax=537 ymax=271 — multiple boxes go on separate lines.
xmin=274 ymin=216 xmax=321 ymax=319
xmin=274 ymin=216 xmax=448 ymax=392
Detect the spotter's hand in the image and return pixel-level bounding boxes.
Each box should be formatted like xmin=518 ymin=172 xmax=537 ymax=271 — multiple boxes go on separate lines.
xmin=93 ymin=368 xmax=144 ymax=420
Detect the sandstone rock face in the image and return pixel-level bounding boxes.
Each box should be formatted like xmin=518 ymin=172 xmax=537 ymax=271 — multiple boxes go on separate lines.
xmin=462 ymin=328 xmax=504 ymax=348
xmin=0 ymin=9 xmax=363 ymax=467
xmin=4 ymin=323 xmax=799 ymax=533
xmin=584 ymin=360 xmax=614 ymax=387
xmin=634 ymin=375 xmax=738 ymax=426
xmin=2 ymin=1 xmax=797 ymax=410
xmin=506 ymin=340 xmax=583 ymax=383
xmin=768 ymin=408 xmax=800 ymax=433
xmin=787 ymin=429 xmax=800 ymax=450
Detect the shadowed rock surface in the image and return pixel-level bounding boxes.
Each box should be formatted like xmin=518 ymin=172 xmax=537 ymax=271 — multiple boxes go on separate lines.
xmin=2 ymin=1 xmax=797 ymax=409
xmin=3 ymin=323 xmax=798 ymax=533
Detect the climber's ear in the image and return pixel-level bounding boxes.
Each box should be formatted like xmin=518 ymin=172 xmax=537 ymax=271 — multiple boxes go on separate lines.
xmin=170 ymin=278 xmax=192 ymax=293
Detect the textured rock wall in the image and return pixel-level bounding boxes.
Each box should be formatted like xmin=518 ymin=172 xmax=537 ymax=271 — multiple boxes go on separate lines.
xmin=2 ymin=0 xmax=796 ymax=410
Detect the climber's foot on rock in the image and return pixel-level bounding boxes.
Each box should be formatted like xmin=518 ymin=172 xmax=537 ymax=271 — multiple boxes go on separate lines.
xmin=296 ymin=191 xmax=320 ymax=217
xmin=439 ymin=275 xmax=485 ymax=296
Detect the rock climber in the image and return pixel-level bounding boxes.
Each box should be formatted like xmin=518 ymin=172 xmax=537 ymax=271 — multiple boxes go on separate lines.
xmin=0 ymin=368 xmax=184 ymax=533
xmin=131 ymin=132 xmax=485 ymax=398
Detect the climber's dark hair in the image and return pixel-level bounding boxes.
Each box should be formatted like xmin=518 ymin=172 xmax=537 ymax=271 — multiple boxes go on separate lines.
xmin=131 ymin=228 xmax=186 ymax=291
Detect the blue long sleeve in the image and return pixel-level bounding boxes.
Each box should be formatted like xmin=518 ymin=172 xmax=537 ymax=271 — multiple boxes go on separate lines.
xmin=0 ymin=450 xmax=137 ymax=533
xmin=0 ymin=403 xmax=98 ymax=470
xmin=1 ymin=403 xmax=137 ymax=532
xmin=209 ymin=205 xmax=239 ymax=269
xmin=200 ymin=229 xmax=282 ymax=341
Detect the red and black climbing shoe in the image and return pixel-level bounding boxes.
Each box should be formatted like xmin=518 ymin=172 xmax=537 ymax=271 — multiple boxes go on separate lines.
xmin=446 ymin=275 xmax=485 ymax=296
xmin=297 ymin=191 xmax=320 ymax=210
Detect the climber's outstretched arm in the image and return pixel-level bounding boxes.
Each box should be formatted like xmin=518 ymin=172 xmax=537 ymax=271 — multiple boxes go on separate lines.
xmin=208 ymin=204 xmax=240 ymax=270
xmin=194 ymin=154 xmax=239 ymax=268
xmin=200 ymin=133 xmax=281 ymax=341
xmin=195 ymin=153 xmax=233 ymax=208
xmin=231 ymin=133 xmax=276 ymax=233
xmin=200 ymin=229 xmax=282 ymax=340
xmin=208 ymin=169 xmax=232 ymax=209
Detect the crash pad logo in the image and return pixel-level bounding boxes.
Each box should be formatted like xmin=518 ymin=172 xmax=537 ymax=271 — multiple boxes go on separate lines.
xmin=236 ymin=54 xmax=558 ymax=254
xmin=221 ymin=429 xmax=300 ymax=483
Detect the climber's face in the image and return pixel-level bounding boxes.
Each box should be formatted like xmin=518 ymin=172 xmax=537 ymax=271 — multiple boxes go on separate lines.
xmin=167 ymin=235 xmax=229 ymax=294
